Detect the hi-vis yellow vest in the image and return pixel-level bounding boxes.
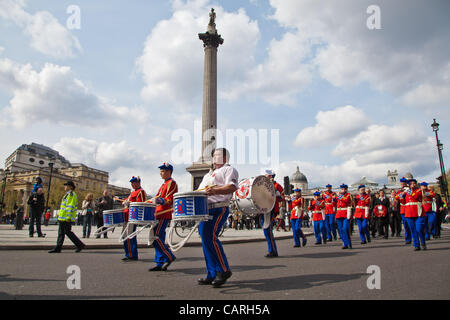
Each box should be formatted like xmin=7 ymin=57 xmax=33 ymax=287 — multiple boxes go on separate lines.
xmin=58 ymin=191 xmax=78 ymax=221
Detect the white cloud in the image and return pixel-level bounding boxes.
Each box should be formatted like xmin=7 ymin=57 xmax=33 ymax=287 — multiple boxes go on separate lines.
xmin=294 ymin=105 xmax=370 ymax=147
xmin=0 ymin=57 xmax=149 ymax=128
xmin=0 ymin=0 xmax=82 ymax=59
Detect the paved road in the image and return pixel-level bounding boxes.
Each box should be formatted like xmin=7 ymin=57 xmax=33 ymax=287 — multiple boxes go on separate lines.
xmin=0 ymin=230 xmax=449 ymax=300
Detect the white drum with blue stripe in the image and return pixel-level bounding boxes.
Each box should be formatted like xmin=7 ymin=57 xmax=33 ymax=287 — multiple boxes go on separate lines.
xmin=173 ymin=192 xmax=209 ymax=220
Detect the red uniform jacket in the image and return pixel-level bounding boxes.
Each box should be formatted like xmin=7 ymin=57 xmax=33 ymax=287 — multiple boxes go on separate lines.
xmin=395 ymin=189 xmax=407 ymax=215
xmin=322 ymin=191 xmax=337 ymax=214
xmin=421 ymin=189 xmax=435 ymax=213
xmin=290 ymin=197 xmax=304 ymax=220
xmin=123 ymin=187 xmax=146 ymax=222
xmin=336 ymin=192 xmax=352 ymax=219
xmin=354 ymin=193 xmax=371 ymax=219
xmin=405 ymin=187 xmax=423 ymax=218
xmin=309 ymin=200 xmax=325 ymax=221
xmin=154 ymin=178 xmax=178 ymax=219
xmin=273 ymin=182 xmax=284 ymax=213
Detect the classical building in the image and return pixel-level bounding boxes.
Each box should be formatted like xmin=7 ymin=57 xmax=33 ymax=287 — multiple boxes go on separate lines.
xmin=351 ymin=176 xmax=379 ymax=189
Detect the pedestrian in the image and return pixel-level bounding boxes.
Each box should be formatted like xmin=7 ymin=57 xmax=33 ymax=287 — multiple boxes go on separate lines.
xmin=48 ymin=181 xmax=85 ymax=253
xmin=389 ymin=190 xmax=402 ymax=237
xmin=44 ymin=208 xmax=51 ymax=226
xmin=354 ymin=185 xmax=371 ymax=244
xmin=27 ymin=187 xmax=46 ymax=237
xmin=309 ymin=191 xmax=326 ymax=245
xmin=433 ymin=187 xmax=444 ymax=238
xmin=373 ymin=190 xmax=390 ymax=239
xmin=276 ymin=207 xmax=287 ymax=232
xmin=14 ymin=205 xmax=24 ymax=230
xmin=32 ymin=176 xmax=43 ymax=193
xmin=95 ymin=189 xmax=114 ymax=238
xmin=82 ymin=193 xmax=95 ymax=238
xmin=336 ymin=184 xmax=352 ymax=249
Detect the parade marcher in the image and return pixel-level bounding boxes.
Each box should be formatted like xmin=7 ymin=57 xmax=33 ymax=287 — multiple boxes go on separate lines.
xmin=290 ymin=189 xmax=307 ymax=247
xmin=148 ymin=162 xmax=177 ymax=272
xmin=373 ymin=190 xmax=390 ymax=239
xmin=336 ymin=184 xmax=352 ymax=249
xmin=404 ymin=179 xmax=426 ymax=251
xmin=309 ymin=191 xmax=326 ymax=245
xmin=81 ymin=193 xmax=95 ymax=238
xmin=420 ymin=182 xmax=436 ymax=240
xmin=27 ymin=187 xmax=45 ymax=238
xmin=322 ymin=184 xmax=337 ymax=241
xmin=197 ymin=148 xmax=238 ymax=288
xmin=95 ymin=190 xmax=114 ymax=239
xmin=367 ymin=188 xmax=377 ymax=238
xmin=389 ymin=189 xmax=402 ymax=237
xmin=395 ymin=177 xmax=412 ymax=244
xmin=116 ymin=176 xmax=146 ymax=261
xmin=261 ymin=170 xmax=284 ymax=258
xmin=49 ymin=181 xmax=85 ymax=253
xmin=354 ymin=185 xmax=371 ymax=244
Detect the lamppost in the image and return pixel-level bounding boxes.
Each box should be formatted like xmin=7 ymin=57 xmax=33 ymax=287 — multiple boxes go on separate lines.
xmin=431 ymin=119 xmax=448 ymax=204
xmin=45 ymin=162 xmax=54 ymax=213
xmin=0 ymin=168 xmax=10 ymax=216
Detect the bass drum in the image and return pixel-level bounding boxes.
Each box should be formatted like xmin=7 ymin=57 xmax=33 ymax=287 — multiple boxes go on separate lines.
xmin=233 ymin=175 xmax=276 ymax=216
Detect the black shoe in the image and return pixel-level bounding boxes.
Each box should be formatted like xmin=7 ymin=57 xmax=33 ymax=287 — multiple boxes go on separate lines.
xmin=293 ymin=245 xmax=300 ymax=248
xmin=149 ymin=266 xmax=163 ymax=272
xmin=361 ymin=241 xmax=367 ymax=244
xmin=162 ymin=258 xmax=175 ymax=271
xmin=212 ymin=271 xmax=232 ymax=288
xmin=422 ymin=245 xmax=427 ymax=250
xmin=38 ymin=234 xmax=46 ymax=238
xmin=48 ymin=248 xmax=61 ymax=253
xmin=104 ymin=236 xmax=108 ymax=239
xmin=414 ymin=247 xmax=421 ymax=251
xmin=327 ymin=238 xmax=332 ymax=242
xmin=302 ymin=238 xmax=307 ymax=247
xmin=198 ymin=278 xmax=214 ymax=285
xmin=75 ymin=244 xmax=85 ymax=253
xmin=29 ymin=234 xmax=34 ymax=238
xmin=265 ymin=252 xmax=278 ymax=258
xmin=96 ymin=236 xmax=100 ymax=239
xmin=315 ymin=242 xmax=321 ymax=245
xmin=342 ymin=246 xmax=348 ymax=250
xmin=122 ymin=257 xmax=138 ymax=262
xmin=405 ymin=241 xmax=412 ymax=245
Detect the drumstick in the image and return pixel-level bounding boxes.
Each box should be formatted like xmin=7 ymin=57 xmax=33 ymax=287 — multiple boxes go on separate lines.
xmin=113 ymin=196 xmax=127 ymax=203
xmin=195 ymin=184 xmax=217 ymax=192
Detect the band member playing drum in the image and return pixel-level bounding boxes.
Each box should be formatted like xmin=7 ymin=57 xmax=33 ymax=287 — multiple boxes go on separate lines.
xmin=262 ymin=170 xmax=285 ymax=257
xmin=116 ymin=176 xmax=146 ymax=261
xmin=290 ymin=188 xmax=307 ymax=248
xmin=197 ymin=148 xmax=238 ymax=288
xmin=148 ymin=162 xmax=178 ymax=271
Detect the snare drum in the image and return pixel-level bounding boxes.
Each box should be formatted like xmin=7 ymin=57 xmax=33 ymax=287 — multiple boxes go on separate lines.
xmin=173 ymin=192 xmax=209 ymax=220
xmin=128 ymin=202 xmax=156 ymax=224
xmin=233 ymin=175 xmax=275 ymax=216
xmin=103 ymin=209 xmax=125 ymax=226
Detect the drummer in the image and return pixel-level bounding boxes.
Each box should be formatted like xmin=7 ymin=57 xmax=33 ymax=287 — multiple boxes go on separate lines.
xmin=262 ymin=169 xmax=285 ymax=258
xmin=148 ymin=162 xmax=177 ymax=272
xmin=116 ymin=176 xmax=146 ymax=261
xmin=197 ymin=148 xmax=239 ymax=288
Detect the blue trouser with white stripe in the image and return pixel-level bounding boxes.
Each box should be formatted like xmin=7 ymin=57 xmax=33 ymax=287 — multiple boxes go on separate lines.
xmin=325 ymin=214 xmax=337 ymax=240
xmin=291 ymin=218 xmax=302 ymax=246
xmin=425 ymin=212 xmax=437 ymax=239
xmin=406 ymin=216 xmax=426 ymax=248
xmin=199 ymin=207 xmax=230 ymax=280
xmin=336 ymin=218 xmax=352 ymax=248
xmin=152 ymin=218 xmax=176 ymax=267
xmin=123 ymin=224 xmax=138 ymax=259
xmin=401 ymin=214 xmax=412 ymax=242
xmin=261 ymin=211 xmax=278 ymax=255
xmin=313 ymin=220 xmax=326 ymax=244
xmin=356 ymin=218 xmax=370 ymax=243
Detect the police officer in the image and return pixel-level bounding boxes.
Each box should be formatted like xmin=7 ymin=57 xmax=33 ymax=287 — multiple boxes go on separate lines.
xmin=197 ymin=148 xmax=238 ymax=288
xmin=148 ymin=162 xmax=177 ymax=272
xmin=49 ymin=181 xmax=85 ymax=253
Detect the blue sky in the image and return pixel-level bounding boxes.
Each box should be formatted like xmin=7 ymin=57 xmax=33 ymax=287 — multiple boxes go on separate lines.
xmin=0 ymin=0 xmax=449 ymax=193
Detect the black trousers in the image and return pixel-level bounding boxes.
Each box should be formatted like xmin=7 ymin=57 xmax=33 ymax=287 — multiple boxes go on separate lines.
xmin=95 ymin=213 xmax=108 ymax=238
xmin=370 ymin=217 xmax=377 ymax=236
xmin=377 ymin=217 xmax=389 ymax=238
xmin=389 ymin=212 xmax=402 ymax=236
xmin=56 ymin=221 xmax=84 ymax=250
xmin=29 ymin=211 xmax=43 ymax=236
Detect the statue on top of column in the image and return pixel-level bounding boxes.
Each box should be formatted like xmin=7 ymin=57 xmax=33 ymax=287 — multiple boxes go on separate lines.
xmin=209 ymin=8 xmax=216 ymax=26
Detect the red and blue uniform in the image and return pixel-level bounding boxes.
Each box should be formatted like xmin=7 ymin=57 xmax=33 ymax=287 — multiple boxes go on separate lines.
xmin=122 ymin=187 xmax=146 ymax=260
xmin=422 ymin=188 xmax=436 ymax=239
xmin=355 ymin=193 xmax=371 ymax=243
xmin=261 ymin=181 xmax=284 ymax=256
xmin=150 ymin=178 xmax=177 ymax=268
xmin=309 ymin=198 xmax=326 ymax=244
xmin=290 ymin=197 xmax=307 ymax=247
xmin=336 ymin=189 xmax=352 ymax=248
xmin=322 ymin=190 xmax=337 ymax=240
xmin=405 ymin=186 xmax=425 ymax=249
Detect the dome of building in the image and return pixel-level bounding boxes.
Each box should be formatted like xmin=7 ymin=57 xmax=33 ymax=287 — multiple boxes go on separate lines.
xmin=291 ymin=166 xmax=308 ymax=183
xmin=404 ymin=172 xmax=414 ymax=179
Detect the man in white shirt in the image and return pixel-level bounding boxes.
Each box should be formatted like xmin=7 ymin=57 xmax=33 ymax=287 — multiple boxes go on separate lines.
xmin=197 ymin=148 xmax=239 ymax=288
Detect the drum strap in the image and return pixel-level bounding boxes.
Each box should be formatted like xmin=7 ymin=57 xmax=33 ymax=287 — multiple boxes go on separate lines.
xmin=208 ymin=202 xmax=230 ymax=209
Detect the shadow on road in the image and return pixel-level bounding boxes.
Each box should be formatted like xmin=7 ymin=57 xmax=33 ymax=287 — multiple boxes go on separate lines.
xmin=172 ymin=264 xmax=286 ymax=276
xmin=0 ymin=274 xmax=61 ymax=283
xmin=0 ymin=291 xmax=164 ymax=300
xmin=218 ymin=272 xmax=366 ymax=295
xmin=278 ymin=251 xmax=358 ymax=259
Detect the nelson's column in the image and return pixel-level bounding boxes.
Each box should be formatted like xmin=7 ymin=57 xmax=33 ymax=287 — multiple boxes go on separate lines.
xmin=186 ymin=8 xmax=224 ymax=190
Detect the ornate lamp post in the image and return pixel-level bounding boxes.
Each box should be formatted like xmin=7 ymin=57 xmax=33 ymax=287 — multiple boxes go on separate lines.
xmin=431 ymin=119 xmax=448 ymax=204
xmin=45 ymin=162 xmax=54 ymax=212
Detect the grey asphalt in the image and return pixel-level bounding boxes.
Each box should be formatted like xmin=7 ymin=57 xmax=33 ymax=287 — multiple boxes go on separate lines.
xmin=0 ymin=229 xmax=449 ymax=300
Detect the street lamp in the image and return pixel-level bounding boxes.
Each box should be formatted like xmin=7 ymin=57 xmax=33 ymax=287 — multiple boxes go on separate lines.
xmin=431 ymin=119 xmax=448 ymax=204
xmin=0 ymin=168 xmax=10 ymax=216
xmin=45 ymin=162 xmax=54 ymax=213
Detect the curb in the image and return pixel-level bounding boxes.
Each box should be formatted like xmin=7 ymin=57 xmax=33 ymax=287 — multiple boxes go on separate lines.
xmin=0 ymin=232 xmax=313 ymax=251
